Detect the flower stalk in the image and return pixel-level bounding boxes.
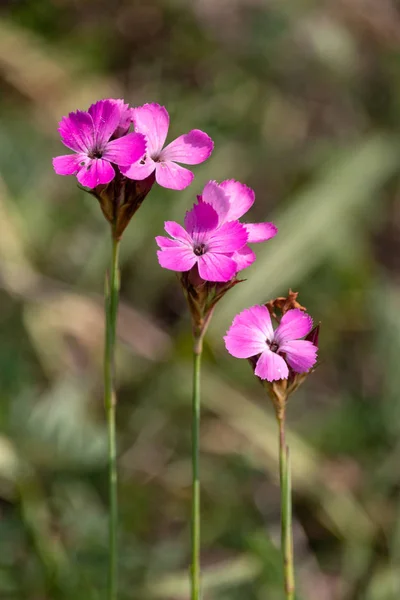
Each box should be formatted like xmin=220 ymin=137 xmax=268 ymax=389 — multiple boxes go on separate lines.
xmin=277 ymin=409 xmax=295 ymax=600
xmin=104 ymin=233 xmax=120 ymax=600
xmin=191 ymin=331 xmax=203 ymax=600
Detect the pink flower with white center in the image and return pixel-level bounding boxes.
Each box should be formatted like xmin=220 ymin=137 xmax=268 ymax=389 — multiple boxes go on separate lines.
xmin=156 ymin=202 xmax=248 ymax=282
xmin=53 ymin=99 xmax=146 ymax=189
xmin=224 ymin=306 xmax=318 ymax=381
xmin=121 ymin=103 xmax=214 ymax=191
xmin=197 ymin=180 xmax=278 ymax=270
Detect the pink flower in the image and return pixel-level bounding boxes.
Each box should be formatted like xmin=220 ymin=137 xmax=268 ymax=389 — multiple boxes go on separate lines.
xmin=197 ymin=180 xmax=277 ymax=270
xmin=224 ymin=306 xmax=318 ymax=381
xmin=156 ymin=202 xmax=248 ymax=282
xmin=121 ymin=103 xmax=214 ymax=191
xmin=53 ymin=99 xmax=146 ymax=189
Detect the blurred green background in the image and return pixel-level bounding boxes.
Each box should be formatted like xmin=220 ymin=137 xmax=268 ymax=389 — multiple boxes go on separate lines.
xmin=1 ymin=1 xmax=400 ymax=598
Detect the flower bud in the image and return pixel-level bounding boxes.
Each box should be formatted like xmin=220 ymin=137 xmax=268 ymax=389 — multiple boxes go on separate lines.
xmin=90 ymin=172 xmax=156 ymax=239
xmin=180 ymin=266 xmax=244 ymax=338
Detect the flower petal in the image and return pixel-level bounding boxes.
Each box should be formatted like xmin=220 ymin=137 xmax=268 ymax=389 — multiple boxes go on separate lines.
xmin=197 ymin=253 xmax=237 ymax=282
xmin=255 ymin=350 xmax=289 ymax=381
xmin=76 ymin=158 xmax=115 ymax=188
xmin=219 ymin=180 xmax=255 ymax=220
xmin=112 ymin=99 xmax=133 ymax=138
xmin=279 ymin=340 xmax=317 ymax=373
xmin=121 ymin=156 xmax=156 ymax=180
xmin=207 ymin=221 xmax=248 ymax=253
xmin=58 ymin=110 xmax=94 ymax=153
xmin=53 ymin=153 xmax=85 ymax=176
xmin=155 ymin=161 xmax=194 ymax=190
xmin=224 ymin=311 xmax=268 ymax=358
xmin=160 ymin=129 xmax=214 ymax=165
xmin=155 ymin=236 xmax=183 ymax=249
xmin=157 ymin=247 xmax=196 ymax=272
xmin=274 ymin=309 xmax=313 ymax=344
xmin=229 ymin=305 xmax=274 ymax=342
xmin=88 ymin=99 xmax=121 ymax=148
xmin=232 ymin=246 xmax=256 ymax=271
xmin=200 ymin=180 xmax=231 ymax=223
xmin=103 ymin=132 xmax=146 ymax=166
xmin=245 ymin=222 xmax=278 ymax=243
xmin=132 ymin=103 xmax=169 ymax=156
xmin=164 ymin=221 xmax=192 ymax=245
xmin=184 ymin=202 xmax=219 ymax=237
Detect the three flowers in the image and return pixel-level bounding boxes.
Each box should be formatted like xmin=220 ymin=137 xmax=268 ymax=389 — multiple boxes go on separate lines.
xmin=53 ymin=97 xmax=318 ymax=381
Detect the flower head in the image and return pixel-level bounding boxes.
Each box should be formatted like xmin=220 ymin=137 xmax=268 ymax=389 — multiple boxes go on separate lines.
xmin=156 ymin=202 xmax=248 ymax=282
xmin=121 ymin=103 xmax=214 ymax=190
xmin=197 ymin=180 xmax=277 ymax=270
xmin=224 ymin=305 xmax=318 ymax=381
xmin=53 ymin=99 xmax=146 ymax=188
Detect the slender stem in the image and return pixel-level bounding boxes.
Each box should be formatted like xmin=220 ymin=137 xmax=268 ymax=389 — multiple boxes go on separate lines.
xmin=278 ymin=413 xmax=295 ymax=600
xmin=191 ymin=334 xmax=203 ymax=600
xmin=104 ymin=234 xmax=120 ymax=600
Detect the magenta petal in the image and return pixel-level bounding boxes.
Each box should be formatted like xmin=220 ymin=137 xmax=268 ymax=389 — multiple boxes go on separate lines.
xmin=88 ymin=100 xmax=121 ymax=147
xmin=255 ymin=350 xmax=289 ymax=381
xmin=184 ymin=202 xmax=219 ymax=236
xmin=157 ymin=247 xmax=196 ymax=272
xmin=164 ymin=221 xmax=192 ymax=245
xmin=121 ymin=156 xmax=156 ymax=180
xmin=245 ymin=222 xmax=278 ymax=243
xmin=279 ymin=340 xmax=317 ymax=373
xmin=224 ymin=316 xmax=267 ymax=358
xmin=198 ymin=252 xmax=237 ymax=282
xmin=207 ymin=221 xmax=248 ymax=253
xmin=155 ymin=161 xmax=194 ymax=190
xmin=160 ymin=129 xmax=214 ymax=165
xmin=112 ymin=99 xmax=133 ymax=137
xmin=155 ymin=236 xmax=182 ymax=249
xmin=76 ymin=158 xmax=115 ymax=188
xmin=274 ymin=309 xmax=313 ymax=344
xmin=58 ymin=111 xmax=94 ymax=153
xmin=103 ymin=132 xmax=146 ymax=166
xmin=219 ymin=180 xmax=255 ymax=220
xmin=230 ymin=305 xmax=274 ymax=342
xmin=132 ymin=103 xmax=169 ymax=156
xmin=53 ymin=153 xmax=85 ymax=176
xmin=200 ymin=181 xmax=231 ymax=223
xmin=232 ymin=246 xmax=256 ymax=271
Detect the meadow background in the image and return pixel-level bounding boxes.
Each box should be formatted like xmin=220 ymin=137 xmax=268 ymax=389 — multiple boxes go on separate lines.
xmin=1 ymin=1 xmax=400 ymax=599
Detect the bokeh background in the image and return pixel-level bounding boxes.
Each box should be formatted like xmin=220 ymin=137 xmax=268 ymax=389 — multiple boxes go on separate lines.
xmin=1 ymin=1 xmax=400 ymax=598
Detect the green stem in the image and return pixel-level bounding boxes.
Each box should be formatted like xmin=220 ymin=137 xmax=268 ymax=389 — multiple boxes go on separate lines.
xmin=278 ymin=413 xmax=295 ymax=600
xmin=104 ymin=234 xmax=120 ymax=600
xmin=191 ymin=334 xmax=203 ymax=600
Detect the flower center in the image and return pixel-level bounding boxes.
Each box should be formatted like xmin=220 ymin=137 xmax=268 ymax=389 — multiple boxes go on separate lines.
xmin=194 ymin=243 xmax=206 ymax=256
xmin=89 ymin=149 xmax=103 ymax=159
xmin=267 ymin=340 xmax=279 ymax=353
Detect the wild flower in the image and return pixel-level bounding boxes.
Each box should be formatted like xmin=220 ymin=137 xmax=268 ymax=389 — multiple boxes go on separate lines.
xmin=53 ymin=99 xmax=146 ymax=188
xmin=156 ymin=201 xmax=248 ymax=282
xmin=196 ymin=180 xmax=277 ymax=269
xmin=121 ymin=103 xmax=214 ymax=190
xmin=224 ymin=305 xmax=317 ymax=381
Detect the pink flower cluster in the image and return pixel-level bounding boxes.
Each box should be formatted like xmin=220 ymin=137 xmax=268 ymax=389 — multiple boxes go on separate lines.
xmin=53 ymin=100 xmax=213 ymax=190
xmin=53 ymin=97 xmax=318 ymax=381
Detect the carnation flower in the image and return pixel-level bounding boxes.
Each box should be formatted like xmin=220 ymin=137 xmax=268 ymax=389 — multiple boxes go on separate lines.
xmin=156 ymin=202 xmax=248 ymax=282
xmin=224 ymin=305 xmax=318 ymax=381
xmin=53 ymin=99 xmax=146 ymax=188
xmin=121 ymin=103 xmax=214 ymax=190
xmin=197 ymin=180 xmax=277 ymax=269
